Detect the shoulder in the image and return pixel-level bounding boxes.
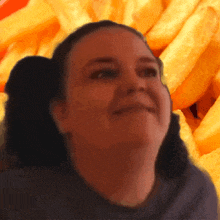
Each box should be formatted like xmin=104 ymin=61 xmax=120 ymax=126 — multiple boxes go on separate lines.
xmin=0 ymin=164 xmax=80 ymax=199
xmin=0 ymin=166 xmax=76 ymax=219
xmin=0 ymin=167 xmax=57 ymax=201
xmin=0 ymin=168 xmax=28 ymax=189
xmin=161 ymin=161 xmax=218 ymax=219
xmin=185 ymin=162 xmax=218 ymax=198
xmin=183 ymin=162 xmax=218 ymax=219
xmin=0 ymin=165 xmax=74 ymax=191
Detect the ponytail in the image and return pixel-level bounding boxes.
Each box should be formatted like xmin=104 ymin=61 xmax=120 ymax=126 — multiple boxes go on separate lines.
xmin=2 ymin=56 xmax=70 ymax=170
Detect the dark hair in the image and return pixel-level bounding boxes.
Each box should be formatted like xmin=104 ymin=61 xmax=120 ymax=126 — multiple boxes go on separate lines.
xmin=1 ymin=20 xmax=189 ymax=180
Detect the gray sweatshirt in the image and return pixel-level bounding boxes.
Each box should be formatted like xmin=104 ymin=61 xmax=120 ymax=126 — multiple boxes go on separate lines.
xmin=0 ymin=160 xmax=218 ymax=219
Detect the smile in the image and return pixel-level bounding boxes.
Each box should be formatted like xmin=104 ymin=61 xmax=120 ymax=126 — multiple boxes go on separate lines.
xmin=115 ymin=106 xmax=150 ymax=115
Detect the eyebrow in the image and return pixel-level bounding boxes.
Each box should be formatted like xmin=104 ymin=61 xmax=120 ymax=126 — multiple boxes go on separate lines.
xmin=84 ymin=56 xmax=158 ymax=67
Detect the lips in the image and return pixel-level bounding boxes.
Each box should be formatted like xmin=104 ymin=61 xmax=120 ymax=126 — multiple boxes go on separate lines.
xmin=115 ymin=106 xmax=147 ymax=115
xmin=114 ymin=103 xmax=155 ymax=115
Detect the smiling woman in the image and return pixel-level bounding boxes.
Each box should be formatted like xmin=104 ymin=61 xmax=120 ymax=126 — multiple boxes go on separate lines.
xmin=0 ymin=20 xmax=218 ymax=219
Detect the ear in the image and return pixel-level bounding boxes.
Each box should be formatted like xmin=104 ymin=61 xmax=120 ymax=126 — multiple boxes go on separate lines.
xmin=49 ymin=98 xmax=69 ymax=134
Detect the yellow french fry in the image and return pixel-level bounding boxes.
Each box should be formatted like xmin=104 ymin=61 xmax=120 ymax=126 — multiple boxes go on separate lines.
xmin=159 ymin=6 xmax=218 ymax=95
xmin=173 ymin=109 xmax=201 ymax=165
xmin=146 ymin=0 xmax=201 ymax=50
xmin=171 ymin=35 xmax=220 ymax=110
xmin=197 ymin=0 xmax=220 ymax=46
xmin=171 ymin=0 xmax=220 ymax=114
xmin=196 ymin=86 xmax=216 ymax=120
xmin=0 ymin=39 xmax=38 ymax=85
xmin=181 ymin=107 xmax=201 ymax=133
xmin=121 ymin=0 xmax=138 ymax=26
xmin=45 ymin=0 xmax=92 ymax=34
xmin=90 ymin=0 xmax=113 ymax=21
xmin=129 ymin=0 xmax=164 ymax=34
xmin=78 ymin=0 xmax=91 ymax=9
xmin=0 ymin=0 xmax=57 ymax=52
xmin=37 ymin=28 xmax=68 ymax=58
xmin=0 ymin=93 xmax=8 ymax=122
xmin=35 ymin=21 xmax=61 ymax=57
xmin=108 ymin=0 xmax=127 ymax=24
xmin=162 ymin=0 xmax=173 ymax=8
xmin=172 ymin=0 xmax=220 ymax=106
xmin=196 ymin=0 xmax=220 ymax=15
xmin=109 ymin=0 xmax=145 ymax=28
xmin=211 ymin=68 xmax=220 ymax=100
xmin=193 ymin=95 xmax=220 ymax=155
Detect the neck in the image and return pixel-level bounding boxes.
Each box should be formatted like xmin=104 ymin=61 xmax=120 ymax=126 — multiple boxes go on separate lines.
xmin=70 ymin=141 xmax=160 ymax=208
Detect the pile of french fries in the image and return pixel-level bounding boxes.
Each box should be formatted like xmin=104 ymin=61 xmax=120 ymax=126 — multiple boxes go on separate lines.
xmin=0 ymin=0 xmax=220 ymax=199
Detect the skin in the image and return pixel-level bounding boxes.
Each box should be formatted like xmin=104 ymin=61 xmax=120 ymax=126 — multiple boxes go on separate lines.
xmin=50 ymin=27 xmax=172 ymax=208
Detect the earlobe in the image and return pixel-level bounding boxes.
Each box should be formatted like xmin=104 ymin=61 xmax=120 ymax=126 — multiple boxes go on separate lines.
xmin=49 ymin=99 xmax=68 ymax=134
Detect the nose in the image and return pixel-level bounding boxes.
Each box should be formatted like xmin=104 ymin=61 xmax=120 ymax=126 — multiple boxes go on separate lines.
xmin=117 ymin=66 xmax=147 ymax=95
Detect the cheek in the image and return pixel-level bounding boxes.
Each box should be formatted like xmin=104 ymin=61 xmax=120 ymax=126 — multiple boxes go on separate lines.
xmin=70 ymin=84 xmax=114 ymax=113
xmin=151 ymin=81 xmax=172 ymax=124
xmin=87 ymin=85 xmax=114 ymax=101
xmin=67 ymin=84 xmax=115 ymax=146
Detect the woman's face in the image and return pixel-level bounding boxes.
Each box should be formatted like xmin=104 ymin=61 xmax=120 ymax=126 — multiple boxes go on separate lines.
xmin=52 ymin=27 xmax=172 ymax=153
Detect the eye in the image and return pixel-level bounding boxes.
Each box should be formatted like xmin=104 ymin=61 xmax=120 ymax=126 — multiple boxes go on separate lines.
xmin=142 ymin=68 xmax=158 ymax=77
xmin=91 ymin=69 xmax=118 ymax=79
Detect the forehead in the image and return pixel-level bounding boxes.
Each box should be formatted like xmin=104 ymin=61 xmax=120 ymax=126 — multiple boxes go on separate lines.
xmin=67 ymin=27 xmax=156 ymax=70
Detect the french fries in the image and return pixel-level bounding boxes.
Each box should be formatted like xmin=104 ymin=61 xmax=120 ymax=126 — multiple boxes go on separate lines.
xmin=197 ymin=147 xmax=220 ymax=193
xmin=171 ymin=36 xmax=220 ymax=110
xmin=90 ymin=0 xmax=113 ymax=21
xmin=0 ymin=38 xmax=38 ymax=87
xmin=0 ymin=93 xmax=8 ymax=122
xmin=162 ymin=0 xmax=173 ymax=8
xmin=196 ymin=0 xmax=220 ymax=15
xmin=173 ymin=109 xmax=200 ymax=164
xmin=0 ymin=0 xmax=58 ymax=52
xmin=109 ymin=0 xmax=127 ymax=24
xmin=181 ymin=107 xmax=201 ymax=133
xmin=44 ymin=0 xmax=92 ymax=34
xmin=159 ymin=6 xmax=218 ymax=95
xmin=211 ymin=67 xmax=220 ymax=100
xmin=1 ymin=0 xmax=220 ymax=203
xmin=146 ymin=0 xmax=201 ymax=50
xmin=193 ymin=95 xmax=220 ymax=155
xmin=129 ymin=0 xmax=164 ymax=34
xmin=121 ymin=0 xmax=138 ymax=26
xmin=35 ymin=21 xmax=61 ymax=57
xmin=169 ymin=0 xmax=220 ymax=109
xmin=37 ymin=28 xmax=68 ymax=58
xmin=196 ymin=85 xmax=216 ymax=120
